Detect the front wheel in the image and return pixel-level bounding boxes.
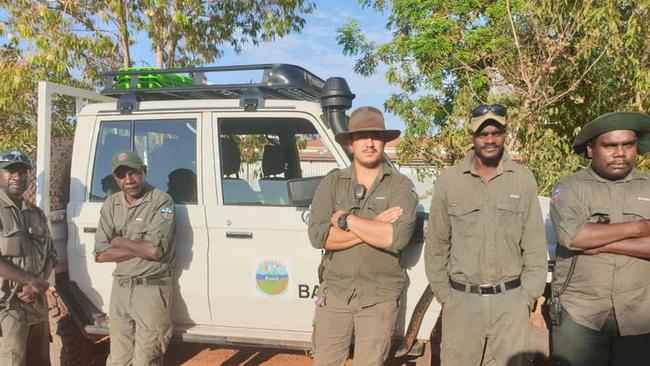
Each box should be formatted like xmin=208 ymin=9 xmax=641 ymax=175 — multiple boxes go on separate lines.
xmin=48 ymin=288 xmax=102 ymax=366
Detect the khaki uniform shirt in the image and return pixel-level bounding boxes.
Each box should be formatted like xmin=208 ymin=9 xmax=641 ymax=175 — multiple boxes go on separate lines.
xmin=425 ymin=151 xmax=548 ymax=308
xmin=94 ymin=184 xmax=176 ymax=279
xmin=0 ymin=189 xmax=56 ymax=323
xmin=550 ymin=165 xmax=650 ymax=336
xmin=308 ymin=163 xmax=418 ymax=307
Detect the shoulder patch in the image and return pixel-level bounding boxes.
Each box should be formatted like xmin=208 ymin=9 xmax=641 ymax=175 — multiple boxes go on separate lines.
xmin=159 ymin=206 xmax=174 ymax=220
xmin=551 ymin=188 xmax=562 ymax=203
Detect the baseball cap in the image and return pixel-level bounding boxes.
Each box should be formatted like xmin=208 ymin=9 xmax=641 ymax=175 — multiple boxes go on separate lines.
xmin=111 ymin=151 xmax=145 ymax=173
xmin=0 ymin=149 xmax=32 ymax=170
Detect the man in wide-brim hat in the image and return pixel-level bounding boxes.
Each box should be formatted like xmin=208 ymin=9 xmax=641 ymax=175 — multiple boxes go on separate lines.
xmin=550 ymin=111 xmax=650 ymax=365
xmin=308 ymin=106 xmax=418 ymax=365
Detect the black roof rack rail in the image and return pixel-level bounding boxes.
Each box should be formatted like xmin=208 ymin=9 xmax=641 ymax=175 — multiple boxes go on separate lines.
xmin=100 ymin=64 xmax=326 ymax=103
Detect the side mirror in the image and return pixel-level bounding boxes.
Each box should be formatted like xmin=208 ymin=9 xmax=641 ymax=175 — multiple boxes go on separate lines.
xmin=287 ymin=176 xmax=323 ymax=207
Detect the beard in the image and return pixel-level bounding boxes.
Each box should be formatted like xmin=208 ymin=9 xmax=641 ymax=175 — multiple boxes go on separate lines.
xmin=355 ymin=148 xmax=383 ymax=169
xmin=6 ymin=181 xmax=27 ymax=195
xmin=474 ymin=144 xmax=504 ymax=167
xmin=357 ymin=158 xmax=382 ymax=169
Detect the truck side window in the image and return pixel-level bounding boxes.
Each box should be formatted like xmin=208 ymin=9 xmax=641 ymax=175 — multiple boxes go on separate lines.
xmin=90 ymin=121 xmax=131 ymax=201
xmin=90 ymin=119 xmax=198 ymax=204
xmin=218 ymin=118 xmax=335 ymax=206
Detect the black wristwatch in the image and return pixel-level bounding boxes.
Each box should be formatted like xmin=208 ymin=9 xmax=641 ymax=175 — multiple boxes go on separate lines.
xmin=337 ymin=213 xmax=351 ymax=231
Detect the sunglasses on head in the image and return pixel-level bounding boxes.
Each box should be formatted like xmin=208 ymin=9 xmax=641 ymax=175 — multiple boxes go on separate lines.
xmin=0 ymin=152 xmax=31 ymax=165
xmin=471 ymin=104 xmax=507 ymax=118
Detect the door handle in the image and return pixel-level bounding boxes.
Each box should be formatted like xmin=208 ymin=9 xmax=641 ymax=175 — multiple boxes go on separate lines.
xmin=83 ymin=227 xmax=97 ymax=233
xmin=226 ymin=231 xmax=253 ymax=239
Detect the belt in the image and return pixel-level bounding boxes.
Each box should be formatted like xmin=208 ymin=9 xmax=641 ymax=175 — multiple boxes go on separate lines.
xmin=449 ymin=278 xmax=521 ymax=296
xmin=117 ymin=276 xmax=170 ymax=287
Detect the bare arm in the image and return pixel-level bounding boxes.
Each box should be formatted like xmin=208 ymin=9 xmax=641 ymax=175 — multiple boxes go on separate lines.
xmin=96 ymin=245 xmax=137 ymax=263
xmin=324 ymin=207 xmax=404 ymax=250
xmin=570 ymin=221 xmax=650 ymax=249
xmin=584 ymin=236 xmax=650 ymax=258
xmin=347 ymin=215 xmax=395 ymax=249
xmin=323 ymin=226 xmax=363 ymax=250
xmin=17 ymin=257 xmax=57 ymax=303
xmin=109 ymin=236 xmax=161 ymax=261
xmin=0 ymin=259 xmax=48 ymax=294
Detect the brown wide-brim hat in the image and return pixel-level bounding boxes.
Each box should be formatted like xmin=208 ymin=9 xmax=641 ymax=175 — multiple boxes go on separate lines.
xmin=572 ymin=112 xmax=650 ymax=154
xmin=335 ymin=106 xmax=401 ymax=144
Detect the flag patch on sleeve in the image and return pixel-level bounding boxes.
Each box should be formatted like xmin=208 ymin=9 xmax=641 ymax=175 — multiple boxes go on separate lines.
xmin=551 ymin=189 xmax=562 ymax=203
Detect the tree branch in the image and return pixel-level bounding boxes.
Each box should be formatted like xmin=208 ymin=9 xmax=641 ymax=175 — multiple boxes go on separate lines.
xmin=506 ymin=0 xmax=531 ymax=90
xmin=546 ymin=48 xmax=606 ymax=106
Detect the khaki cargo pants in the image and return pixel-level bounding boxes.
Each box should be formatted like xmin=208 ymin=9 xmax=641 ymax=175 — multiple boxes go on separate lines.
xmin=107 ymin=277 xmax=173 ymax=366
xmin=0 ymin=307 xmax=50 ymax=366
xmin=312 ymin=292 xmax=398 ymax=366
xmin=441 ymin=286 xmax=530 ymax=366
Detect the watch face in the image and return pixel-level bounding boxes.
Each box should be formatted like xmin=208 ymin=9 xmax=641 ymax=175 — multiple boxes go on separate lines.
xmin=338 ymin=214 xmax=348 ymax=230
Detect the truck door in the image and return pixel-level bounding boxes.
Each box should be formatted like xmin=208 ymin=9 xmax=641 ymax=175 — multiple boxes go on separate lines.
xmin=206 ymin=112 xmax=346 ymax=341
xmin=68 ymin=115 xmax=211 ymax=324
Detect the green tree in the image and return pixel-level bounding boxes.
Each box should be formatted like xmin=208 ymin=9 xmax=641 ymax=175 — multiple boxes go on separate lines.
xmin=0 ymin=0 xmax=314 ymax=150
xmin=338 ymin=0 xmax=649 ymax=195
xmin=136 ymin=0 xmax=314 ymax=68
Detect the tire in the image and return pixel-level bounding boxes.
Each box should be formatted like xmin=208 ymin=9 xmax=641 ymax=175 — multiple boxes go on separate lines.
xmin=48 ymin=288 xmax=102 ymax=366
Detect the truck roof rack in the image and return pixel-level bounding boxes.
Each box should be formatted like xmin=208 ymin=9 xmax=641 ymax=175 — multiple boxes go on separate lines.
xmin=101 ymin=64 xmax=325 ymax=103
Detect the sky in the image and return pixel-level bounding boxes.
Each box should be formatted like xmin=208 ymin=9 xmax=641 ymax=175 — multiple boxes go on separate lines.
xmin=129 ymin=1 xmax=403 ymax=130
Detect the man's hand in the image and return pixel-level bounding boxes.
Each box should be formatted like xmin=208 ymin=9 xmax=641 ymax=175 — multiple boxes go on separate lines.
xmin=330 ymin=210 xmax=348 ymax=227
xmin=583 ymin=247 xmax=602 ymax=255
xmin=17 ymin=287 xmax=37 ymax=303
xmin=24 ymin=275 xmax=49 ymax=295
xmin=110 ymin=235 xmax=124 ymax=246
xmin=374 ymin=207 xmax=403 ymax=223
xmin=637 ymin=220 xmax=650 ymax=237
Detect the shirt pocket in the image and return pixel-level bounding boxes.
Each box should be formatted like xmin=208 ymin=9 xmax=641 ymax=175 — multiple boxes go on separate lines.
xmin=0 ymin=228 xmax=23 ymax=257
xmin=496 ymin=200 xmax=523 ymax=241
xmin=334 ymin=199 xmax=358 ymax=213
xmin=369 ymin=198 xmax=388 ymax=215
xmin=588 ymin=206 xmax=612 ymax=222
xmin=622 ymin=199 xmax=650 ymax=220
xmin=449 ymin=203 xmax=480 ymax=238
xmin=126 ymin=223 xmax=147 ymax=241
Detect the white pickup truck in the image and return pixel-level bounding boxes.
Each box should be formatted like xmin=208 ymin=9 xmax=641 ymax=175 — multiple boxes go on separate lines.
xmin=35 ymin=64 xmax=555 ymax=365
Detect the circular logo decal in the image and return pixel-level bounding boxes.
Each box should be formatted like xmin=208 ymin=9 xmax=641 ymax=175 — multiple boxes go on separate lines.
xmin=255 ymin=259 xmax=289 ymax=296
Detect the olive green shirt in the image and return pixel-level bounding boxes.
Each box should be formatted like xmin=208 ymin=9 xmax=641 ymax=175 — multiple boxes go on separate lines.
xmin=94 ymin=184 xmax=176 ymax=279
xmin=308 ymin=163 xmax=418 ymax=307
xmin=0 ymin=189 xmax=56 ymax=323
xmin=550 ymin=165 xmax=650 ymax=336
xmin=425 ymin=151 xmax=548 ymax=308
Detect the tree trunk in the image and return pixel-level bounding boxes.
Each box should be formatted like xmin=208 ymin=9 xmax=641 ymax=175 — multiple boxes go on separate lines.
xmin=156 ymin=42 xmax=164 ymax=68
xmin=116 ymin=0 xmax=131 ymax=68
xmin=165 ymin=1 xmax=178 ymax=68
